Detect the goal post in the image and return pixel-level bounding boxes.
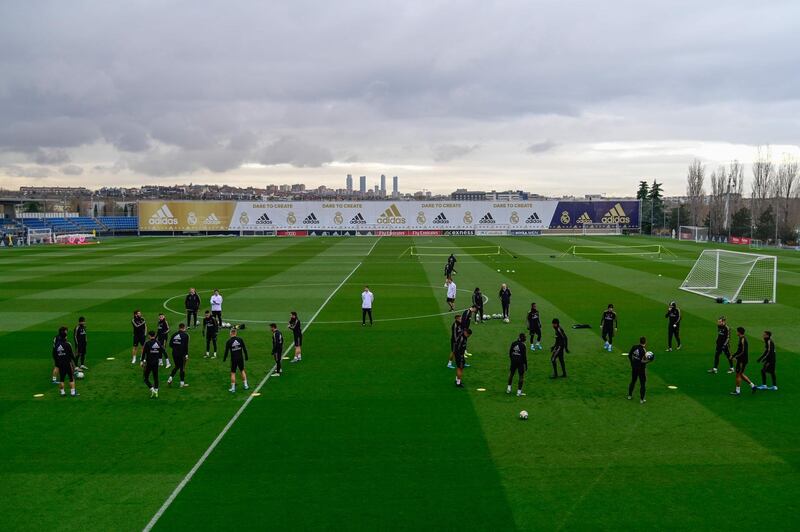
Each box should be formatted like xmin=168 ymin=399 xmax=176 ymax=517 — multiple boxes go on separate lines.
xmin=566 ymin=244 xmax=664 ymax=257
xmin=410 ymin=245 xmax=501 ymax=257
xmin=679 ymin=226 xmax=709 ymax=242
xmin=54 ymin=232 xmax=98 ymax=245
xmin=26 ymin=228 xmax=54 ymax=245
xmin=680 ymin=249 xmax=777 ymax=303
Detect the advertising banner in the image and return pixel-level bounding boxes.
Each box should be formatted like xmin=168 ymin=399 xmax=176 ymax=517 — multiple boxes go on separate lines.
xmin=277 ymin=230 xmax=308 ymax=237
xmin=138 ymin=201 xmax=236 ymax=232
xmin=308 ymin=230 xmax=356 ymax=236
xmin=730 ymin=236 xmax=752 ymax=245
xmin=444 ymin=230 xmax=476 ymax=236
xmin=548 ymin=200 xmax=639 ymax=229
xmin=509 ymin=230 xmax=542 ymax=236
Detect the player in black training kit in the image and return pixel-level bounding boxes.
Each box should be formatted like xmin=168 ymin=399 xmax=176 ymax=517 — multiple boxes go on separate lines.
xmin=447 ymin=314 xmax=463 ymax=369
xmin=445 ymin=253 xmax=457 ymax=279
xmin=527 ymin=303 xmax=543 ymax=351
xmin=472 ymin=288 xmax=484 ymax=323
xmin=223 ymin=328 xmax=249 ymax=392
xmin=73 ymin=316 xmax=88 ymax=370
xmin=156 ymin=313 xmax=171 ymax=369
xmin=600 ymin=304 xmax=618 ymax=352
xmin=453 ymin=327 xmax=472 ymax=388
xmin=142 ymin=331 xmax=165 ymax=398
xmin=271 ymin=323 xmax=284 ymax=376
xmin=203 ymin=310 xmax=218 ymax=358
xmin=757 ymin=331 xmax=777 ymax=390
xmin=708 ymin=316 xmax=733 ymax=374
xmin=461 ymin=305 xmax=477 ymax=330
xmin=167 ymin=323 xmax=190 ymax=388
xmin=185 ymin=288 xmax=201 ymax=328
xmin=288 ymin=311 xmax=303 ymax=363
xmin=550 ymin=318 xmax=569 ymax=378
xmin=665 ymin=301 xmax=682 ymax=351
xmin=131 ymin=310 xmax=146 ymax=365
xmin=731 ymin=326 xmax=756 ymax=395
xmin=53 ymin=326 xmax=78 ymax=397
xmin=499 ymin=284 xmax=512 ymax=321
xmin=507 ymin=333 xmax=528 ymax=396
xmin=627 ymin=337 xmax=651 ymax=404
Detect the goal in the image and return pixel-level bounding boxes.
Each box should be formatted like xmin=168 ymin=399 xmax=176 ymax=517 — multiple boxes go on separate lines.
xmin=409 ymin=245 xmax=501 ymax=257
xmin=54 ymin=233 xmax=98 ymax=245
xmin=582 ymin=222 xmax=621 ymax=236
xmin=565 ymin=244 xmax=664 ymax=257
xmin=26 ymin=228 xmax=54 ymax=245
xmin=679 ymin=226 xmax=709 ymax=242
xmin=680 ymin=249 xmax=777 ymax=303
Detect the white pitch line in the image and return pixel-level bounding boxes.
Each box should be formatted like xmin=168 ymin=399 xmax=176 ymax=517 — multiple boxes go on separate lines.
xmin=366 ymin=235 xmax=382 ymax=256
xmin=143 ymin=260 xmax=364 ymax=532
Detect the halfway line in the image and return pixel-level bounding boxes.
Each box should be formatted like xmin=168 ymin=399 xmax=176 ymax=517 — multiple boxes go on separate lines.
xmin=143 ymin=260 xmax=363 ymax=531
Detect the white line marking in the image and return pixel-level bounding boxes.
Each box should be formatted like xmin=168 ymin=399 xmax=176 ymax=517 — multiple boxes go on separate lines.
xmin=366 ymin=236 xmax=382 ymax=256
xmin=143 ymin=261 xmax=363 ymax=531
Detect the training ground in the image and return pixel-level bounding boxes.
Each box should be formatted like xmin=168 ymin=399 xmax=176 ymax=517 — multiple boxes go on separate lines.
xmin=1 ymin=235 xmax=798 ymax=530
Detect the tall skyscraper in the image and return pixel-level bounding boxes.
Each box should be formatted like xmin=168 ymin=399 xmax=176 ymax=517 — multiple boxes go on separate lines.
xmin=380 ymin=174 xmax=386 ymax=196
xmin=346 ymin=174 xmax=353 ymax=194
xmin=359 ymin=175 xmax=367 ymax=193
xmin=392 ymin=175 xmax=399 ymax=198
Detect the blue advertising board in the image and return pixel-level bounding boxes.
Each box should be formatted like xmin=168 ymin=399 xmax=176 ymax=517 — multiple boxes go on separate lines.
xmin=549 ymin=200 xmax=639 ymax=229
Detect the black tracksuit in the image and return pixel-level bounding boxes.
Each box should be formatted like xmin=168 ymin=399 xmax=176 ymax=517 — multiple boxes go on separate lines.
xmin=73 ymin=324 xmax=87 ymax=366
xmin=185 ymin=293 xmax=201 ymax=327
xmin=53 ymin=335 xmax=76 ymax=383
xmin=460 ymin=308 xmax=473 ymax=330
xmin=453 ymin=334 xmax=468 ymax=370
xmin=472 ymin=290 xmax=483 ymax=322
xmin=508 ymin=340 xmax=528 ymax=390
xmin=224 ymin=336 xmax=248 ymax=372
xmin=289 ymin=318 xmax=302 ymax=347
xmin=499 ymin=288 xmax=511 ymax=319
xmin=758 ymin=338 xmax=777 ymax=386
xmin=157 ymin=318 xmax=170 ymax=363
xmin=551 ymin=326 xmax=568 ymax=377
xmin=169 ymin=331 xmax=190 ymax=381
xmin=628 ymin=344 xmax=647 ymax=400
xmin=272 ymin=330 xmax=284 ymax=374
xmin=203 ymin=316 xmax=218 ymax=354
xmin=527 ymin=309 xmax=542 ymax=343
xmin=665 ymin=307 xmax=681 ymax=348
xmin=601 ymin=310 xmax=617 ymax=344
xmin=132 ymin=316 xmax=146 ymax=347
xmin=732 ymin=336 xmax=748 ymax=373
xmin=714 ymin=324 xmax=732 ymax=370
xmin=142 ymin=338 xmax=165 ymax=389
xmin=450 ymin=320 xmax=462 ymax=352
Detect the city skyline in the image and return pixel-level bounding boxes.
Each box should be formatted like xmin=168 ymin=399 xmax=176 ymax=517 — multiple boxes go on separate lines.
xmin=1 ymin=2 xmax=799 ymax=197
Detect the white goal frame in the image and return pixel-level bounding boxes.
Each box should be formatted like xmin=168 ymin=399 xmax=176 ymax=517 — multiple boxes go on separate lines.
xmin=54 ymin=233 xmax=98 ymax=245
xmin=581 ymin=222 xmax=621 ymax=236
xmin=679 ymin=225 xmax=709 ymax=242
xmin=565 ymin=244 xmax=665 ymax=257
xmin=26 ymin=228 xmax=54 ymax=245
xmin=680 ymin=249 xmax=777 ymax=303
xmin=409 ymin=245 xmax=501 ymax=257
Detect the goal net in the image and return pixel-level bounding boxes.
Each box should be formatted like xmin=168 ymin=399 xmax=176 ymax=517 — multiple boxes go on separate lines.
xmin=680 ymin=249 xmax=777 ymax=303
xmin=26 ymin=228 xmax=54 ymax=245
xmin=54 ymin=233 xmax=98 ymax=245
xmin=582 ymin=222 xmax=621 ymax=236
xmin=566 ymin=244 xmax=663 ymax=257
xmin=679 ymin=226 xmax=709 ymax=242
xmin=409 ymin=245 xmax=501 ymax=257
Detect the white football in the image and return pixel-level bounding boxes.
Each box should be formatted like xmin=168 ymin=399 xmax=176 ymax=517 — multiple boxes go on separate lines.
xmin=483 ymin=314 xmax=490 ymax=320
xmin=76 ymin=371 xmax=85 ymax=379
xmin=519 ymin=410 xmax=529 ymax=420
xmin=503 ymin=318 xmax=510 ymax=323
xmin=645 ymin=351 xmax=655 ymax=361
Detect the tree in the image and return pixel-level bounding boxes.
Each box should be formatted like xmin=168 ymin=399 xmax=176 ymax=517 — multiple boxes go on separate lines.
xmin=636 ymin=181 xmax=652 ymax=234
xmin=709 ymin=165 xmax=726 ymax=237
xmin=669 ymin=203 xmax=689 ymax=232
xmin=751 ymin=145 xmax=774 ymax=221
xmin=774 ymin=154 xmax=798 ymax=234
xmin=755 ymin=204 xmax=776 ymax=241
xmin=636 ymin=181 xmax=650 ymax=199
xmin=686 ymin=159 xmax=706 ymax=226
xmin=648 ymin=180 xmax=665 ymax=232
xmin=23 ymin=201 xmax=40 ymax=213
xmin=730 ymin=207 xmax=752 ymax=237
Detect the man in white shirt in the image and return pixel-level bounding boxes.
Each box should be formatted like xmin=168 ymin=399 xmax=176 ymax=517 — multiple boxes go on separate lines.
xmin=361 ymin=286 xmax=374 ymax=326
xmin=446 ymin=278 xmax=457 ymax=311
xmin=210 ymin=289 xmax=223 ymax=326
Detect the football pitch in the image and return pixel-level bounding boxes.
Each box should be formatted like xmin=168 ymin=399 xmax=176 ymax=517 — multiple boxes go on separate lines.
xmin=1 ymin=235 xmax=798 ymax=531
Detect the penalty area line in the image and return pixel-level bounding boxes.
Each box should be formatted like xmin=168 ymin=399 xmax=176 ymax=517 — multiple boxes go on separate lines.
xmin=143 ymin=261 xmax=363 ymax=532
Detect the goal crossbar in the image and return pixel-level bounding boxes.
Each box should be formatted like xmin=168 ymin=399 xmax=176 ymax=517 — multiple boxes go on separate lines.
xmin=410 ymin=245 xmax=501 ymax=257
xmin=680 ymin=249 xmax=777 ymax=303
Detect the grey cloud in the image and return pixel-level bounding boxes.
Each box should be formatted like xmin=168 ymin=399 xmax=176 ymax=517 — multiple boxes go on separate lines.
xmin=258 ymin=137 xmax=334 ymax=168
xmin=61 ymin=164 xmax=84 ymax=175
xmin=32 ymin=148 xmax=70 ymax=164
xmin=432 ymin=144 xmax=479 ymax=162
xmin=3 ymin=165 xmax=51 ymax=178
xmin=526 ymin=140 xmax=559 ymax=154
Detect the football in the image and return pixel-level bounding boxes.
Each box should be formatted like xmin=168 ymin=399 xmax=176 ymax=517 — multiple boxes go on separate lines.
xmin=76 ymin=371 xmax=85 ymax=379
xmin=503 ymin=318 xmax=510 ymax=323
xmin=519 ymin=410 xmax=529 ymax=420
xmin=483 ymin=314 xmax=490 ymax=320
xmin=645 ymin=351 xmax=655 ymax=362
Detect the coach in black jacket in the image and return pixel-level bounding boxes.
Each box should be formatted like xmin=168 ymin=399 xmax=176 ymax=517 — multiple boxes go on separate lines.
xmin=185 ymin=288 xmax=201 ymax=328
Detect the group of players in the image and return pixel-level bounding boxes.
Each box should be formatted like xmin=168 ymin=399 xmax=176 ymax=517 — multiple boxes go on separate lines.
xmin=442 ymin=255 xmax=780 ymax=404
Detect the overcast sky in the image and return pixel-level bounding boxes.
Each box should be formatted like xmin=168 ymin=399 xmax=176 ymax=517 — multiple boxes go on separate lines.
xmin=1 ymin=0 xmax=799 ymax=196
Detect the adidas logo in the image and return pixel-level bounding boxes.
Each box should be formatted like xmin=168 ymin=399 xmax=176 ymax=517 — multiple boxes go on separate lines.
xmin=525 ymin=212 xmax=541 ymax=224
xmin=349 ymin=213 xmax=366 ymax=224
xmin=601 ymin=203 xmax=631 ymax=224
xmin=377 ymin=204 xmax=406 ymax=224
xmin=478 ymin=213 xmax=495 ymax=224
xmin=432 ymin=212 xmax=449 ymax=224
xmin=302 ymin=213 xmax=320 ymax=224
xmin=577 ymin=212 xmax=593 ymax=224
xmin=148 ymin=204 xmax=178 ymax=225
xmin=255 ymin=213 xmax=273 ymax=225
xmin=204 ymin=213 xmax=222 ymax=225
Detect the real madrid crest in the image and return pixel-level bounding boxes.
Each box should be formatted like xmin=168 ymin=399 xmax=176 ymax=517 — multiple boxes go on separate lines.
xmin=510 ymin=211 xmax=519 ymax=224
xmin=463 ymin=211 xmax=473 ymax=224
xmin=560 ymin=210 xmax=570 ymax=224
xmin=334 ymin=211 xmax=343 ymax=225
xmin=417 ymin=211 xmax=426 ymax=225
xmin=287 ymin=212 xmax=297 ymax=225
xmin=239 ymin=212 xmax=249 ymax=225
xmin=187 ymin=212 xmax=198 ymax=226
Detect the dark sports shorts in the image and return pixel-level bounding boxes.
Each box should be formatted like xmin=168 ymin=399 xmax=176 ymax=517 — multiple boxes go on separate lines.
xmin=715 ymin=344 xmax=730 ymax=356
xmin=230 ymin=355 xmax=245 ymax=372
xmin=735 ymin=361 xmax=747 ymax=373
xmin=172 ymin=354 xmax=186 ymax=367
xmin=454 ymin=352 xmax=466 ymax=369
xmin=510 ymin=359 xmax=525 ymax=375
xmin=57 ymin=363 xmax=74 ymax=382
xmin=446 ymin=297 xmax=455 ymax=303
xmin=293 ymin=336 xmax=302 ymax=347
xmin=133 ymin=335 xmax=146 ymax=347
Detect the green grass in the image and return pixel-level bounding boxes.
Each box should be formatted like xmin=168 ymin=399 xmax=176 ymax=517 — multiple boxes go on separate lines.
xmin=1 ymin=235 xmax=798 ymax=531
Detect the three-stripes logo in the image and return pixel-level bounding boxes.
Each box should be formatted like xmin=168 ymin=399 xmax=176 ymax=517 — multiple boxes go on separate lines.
xmin=204 ymin=213 xmax=222 ymax=226
xmin=255 ymin=213 xmax=273 ymax=225
xmin=349 ymin=213 xmax=366 ymax=224
xmin=478 ymin=213 xmax=495 ymax=224
xmin=577 ymin=212 xmax=593 ymax=224
xmin=525 ymin=212 xmax=542 ymax=224
xmin=601 ymin=203 xmax=631 ymax=224
xmin=148 ymin=204 xmax=178 ymax=225
xmin=432 ymin=212 xmax=449 ymax=224
xmin=377 ymin=204 xmax=406 ymax=224
xmin=302 ymin=213 xmax=320 ymax=225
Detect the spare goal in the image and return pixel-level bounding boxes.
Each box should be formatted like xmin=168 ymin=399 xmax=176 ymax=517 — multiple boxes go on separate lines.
xmin=680 ymin=249 xmax=777 ymax=303
xmin=582 ymin=222 xmax=621 ymax=236
xmin=409 ymin=245 xmax=501 ymax=257
xmin=679 ymin=226 xmax=709 ymax=242
xmin=564 ymin=244 xmax=664 ymax=257
xmin=26 ymin=228 xmax=54 ymax=245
